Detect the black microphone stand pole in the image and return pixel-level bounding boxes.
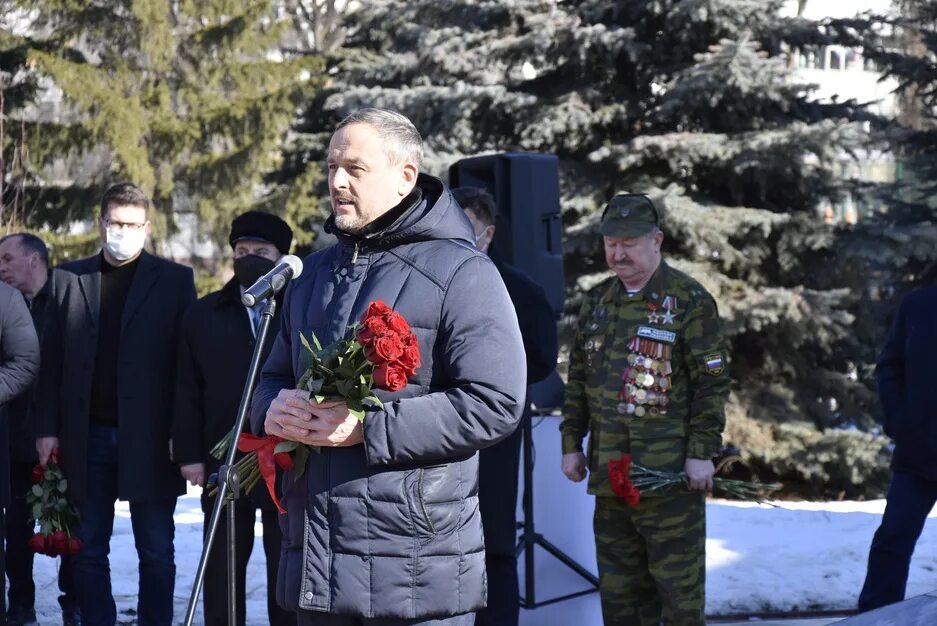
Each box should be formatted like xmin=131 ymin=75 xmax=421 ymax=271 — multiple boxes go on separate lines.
xmin=184 ymin=297 xmax=277 ymax=626
xmin=515 ymin=408 xmax=599 ymax=608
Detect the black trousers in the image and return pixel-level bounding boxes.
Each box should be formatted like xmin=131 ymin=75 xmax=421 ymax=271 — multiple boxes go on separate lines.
xmin=475 ymin=425 xmax=522 ymax=626
xmin=201 ymin=494 xmax=295 ymax=626
xmin=5 ymin=461 xmax=76 ymax=613
xmin=858 ymin=470 xmax=937 ymax=611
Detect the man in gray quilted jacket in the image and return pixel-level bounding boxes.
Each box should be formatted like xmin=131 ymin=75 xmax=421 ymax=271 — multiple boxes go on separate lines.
xmin=252 ymin=108 xmax=527 ymax=625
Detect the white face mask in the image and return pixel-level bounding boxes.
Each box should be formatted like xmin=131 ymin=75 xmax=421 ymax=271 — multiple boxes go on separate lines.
xmin=104 ymin=226 xmax=147 ymax=261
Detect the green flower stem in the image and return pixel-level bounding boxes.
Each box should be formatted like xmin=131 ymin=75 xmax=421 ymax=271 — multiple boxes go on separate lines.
xmin=629 ymin=464 xmax=781 ymax=504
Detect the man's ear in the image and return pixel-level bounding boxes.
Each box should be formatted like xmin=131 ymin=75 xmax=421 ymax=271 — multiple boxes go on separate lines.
xmin=398 ymin=162 xmax=419 ymax=197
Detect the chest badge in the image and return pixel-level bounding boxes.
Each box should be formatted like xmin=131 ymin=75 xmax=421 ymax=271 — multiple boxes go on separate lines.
xmin=660 ymin=295 xmax=678 ymax=325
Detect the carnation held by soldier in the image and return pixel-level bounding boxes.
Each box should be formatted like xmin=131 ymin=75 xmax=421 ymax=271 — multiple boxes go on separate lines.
xmin=560 ymin=193 xmax=731 ymax=626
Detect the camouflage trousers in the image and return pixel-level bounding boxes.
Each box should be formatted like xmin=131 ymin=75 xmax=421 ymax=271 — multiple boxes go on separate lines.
xmin=593 ymin=493 xmax=706 ymax=626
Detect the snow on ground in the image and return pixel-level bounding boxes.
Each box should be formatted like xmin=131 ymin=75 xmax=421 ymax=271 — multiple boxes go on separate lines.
xmin=28 ymin=489 xmax=937 ymax=625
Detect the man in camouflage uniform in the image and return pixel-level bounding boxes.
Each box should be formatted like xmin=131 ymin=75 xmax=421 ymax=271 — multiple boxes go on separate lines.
xmin=560 ymin=194 xmax=730 ymax=626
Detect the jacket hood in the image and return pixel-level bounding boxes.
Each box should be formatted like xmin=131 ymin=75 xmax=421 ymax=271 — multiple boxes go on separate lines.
xmin=324 ymin=173 xmax=476 ymax=248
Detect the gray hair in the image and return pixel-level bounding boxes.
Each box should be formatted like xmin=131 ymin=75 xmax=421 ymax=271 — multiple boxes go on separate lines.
xmin=336 ymin=108 xmax=424 ymax=168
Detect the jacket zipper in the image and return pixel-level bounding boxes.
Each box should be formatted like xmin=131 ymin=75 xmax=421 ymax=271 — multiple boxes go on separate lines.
xmin=351 ymin=242 xmax=359 ymax=264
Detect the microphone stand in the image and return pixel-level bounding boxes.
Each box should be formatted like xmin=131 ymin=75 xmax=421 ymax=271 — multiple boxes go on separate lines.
xmin=184 ymin=297 xmax=278 ymax=626
xmin=515 ymin=407 xmax=599 ymax=608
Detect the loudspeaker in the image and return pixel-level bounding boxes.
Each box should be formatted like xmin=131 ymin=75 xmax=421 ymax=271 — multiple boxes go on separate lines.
xmin=448 ymin=153 xmax=565 ymax=317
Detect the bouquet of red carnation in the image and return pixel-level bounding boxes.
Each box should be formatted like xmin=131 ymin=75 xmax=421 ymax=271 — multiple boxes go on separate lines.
xmin=26 ymin=448 xmax=82 ymax=557
xmin=607 ymin=453 xmax=781 ymax=507
xmin=212 ymin=300 xmax=420 ymax=512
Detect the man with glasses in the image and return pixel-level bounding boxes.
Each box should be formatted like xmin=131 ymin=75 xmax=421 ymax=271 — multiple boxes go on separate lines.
xmin=451 ymin=186 xmax=558 ymax=626
xmin=37 ymin=182 xmax=197 ymax=626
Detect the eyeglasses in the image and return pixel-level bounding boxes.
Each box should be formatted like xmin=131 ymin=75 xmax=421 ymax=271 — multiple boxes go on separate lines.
xmin=104 ymin=218 xmax=148 ymax=231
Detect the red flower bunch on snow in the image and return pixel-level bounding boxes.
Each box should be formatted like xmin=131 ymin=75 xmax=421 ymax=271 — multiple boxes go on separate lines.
xmin=26 ymin=448 xmax=82 ymax=557
xmin=356 ymin=300 xmax=420 ymax=392
xmin=608 ymin=454 xmax=641 ymax=507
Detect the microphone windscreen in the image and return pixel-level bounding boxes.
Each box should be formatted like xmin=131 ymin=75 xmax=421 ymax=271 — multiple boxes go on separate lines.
xmin=281 ymin=254 xmax=303 ymax=279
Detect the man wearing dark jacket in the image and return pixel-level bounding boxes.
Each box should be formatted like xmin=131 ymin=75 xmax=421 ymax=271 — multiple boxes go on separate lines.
xmin=172 ymin=210 xmax=296 ymax=626
xmin=0 ymin=233 xmax=79 ymax=626
xmin=451 ymin=187 xmax=558 ymax=626
xmin=859 ymin=286 xmax=937 ymax=611
xmin=37 ymin=182 xmax=197 ymax=626
xmin=0 ymin=277 xmax=39 ymax=626
xmin=251 ymin=108 xmax=527 ymax=625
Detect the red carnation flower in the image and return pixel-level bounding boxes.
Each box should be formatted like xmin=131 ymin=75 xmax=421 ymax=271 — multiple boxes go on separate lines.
xmin=31 ymin=464 xmax=45 ymax=484
xmin=608 ymin=455 xmax=640 ymax=507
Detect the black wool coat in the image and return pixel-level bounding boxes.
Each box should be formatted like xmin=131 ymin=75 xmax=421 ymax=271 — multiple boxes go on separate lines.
xmin=7 ymin=269 xmax=73 ymax=465
xmin=876 ymin=285 xmax=937 ymax=479
xmin=172 ymin=278 xmax=281 ymax=510
xmin=37 ymin=250 xmax=196 ymax=504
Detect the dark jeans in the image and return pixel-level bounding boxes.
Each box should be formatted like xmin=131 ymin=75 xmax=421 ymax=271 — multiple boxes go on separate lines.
xmin=476 ymin=425 xmax=521 ymax=626
xmin=296 ymin=611 xmax=475 ymax=625
xmin=859 ymin=470 xmax=937 ymax=612
xmin=73 ymin=425 xmax=177 ymax=626
xmin=5 ymin=461 xmax=77 ymax=613
xmin=201 ymin=494 xmax=294 ymax=626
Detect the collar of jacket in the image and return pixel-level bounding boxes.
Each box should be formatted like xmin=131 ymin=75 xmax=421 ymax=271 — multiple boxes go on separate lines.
xmin=603 ymin=260 xmax=673 ymax=306
xmin=324 ymin=187 xmax=424 ymax=248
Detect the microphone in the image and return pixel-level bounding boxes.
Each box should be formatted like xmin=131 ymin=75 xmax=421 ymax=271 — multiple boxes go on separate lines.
xmin=241 ymin=255 xmax=303 ymax=307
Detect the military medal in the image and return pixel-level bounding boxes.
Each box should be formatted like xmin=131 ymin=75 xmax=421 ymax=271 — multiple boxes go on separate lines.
xmin=622 ymin=329 xmax=676 ymax=418
xmin=660 ymin=296 xmax=678 ymax=325
xmin=647 ymin=301 xmax=661 ymax=324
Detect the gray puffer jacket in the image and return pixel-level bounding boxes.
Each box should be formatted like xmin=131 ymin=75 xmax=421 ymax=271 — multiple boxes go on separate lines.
xmin=251 ymin=174 xmax=527 ymax=619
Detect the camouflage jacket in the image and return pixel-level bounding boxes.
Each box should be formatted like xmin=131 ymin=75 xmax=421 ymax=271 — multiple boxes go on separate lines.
xmin=561 ymin=261 xmax=730 ymax=497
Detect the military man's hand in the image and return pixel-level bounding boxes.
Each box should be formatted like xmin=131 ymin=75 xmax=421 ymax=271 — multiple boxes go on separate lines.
xmin=685 ymin=458 xmax=715 ymax=491
xmin=265 ymin=388 xmax=314 ymax=441
xmin=562 ymin=452 xmax=587 ymax=482
xmin=180 ymin=462 xmax=206 ymax=487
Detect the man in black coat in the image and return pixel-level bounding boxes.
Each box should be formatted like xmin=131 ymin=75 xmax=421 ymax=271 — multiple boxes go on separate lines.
xmin=172 ymin=210 xmax=296 ymax=626
xmin=37 ymin=182 xmax=197 ymax=626
xmin=0 ymin=233 xmax=79 ymax=626
xmin=859 ymin=285 xmax=937 ymax=611
xmin=452 ymin=187 xmax=559 ymax=626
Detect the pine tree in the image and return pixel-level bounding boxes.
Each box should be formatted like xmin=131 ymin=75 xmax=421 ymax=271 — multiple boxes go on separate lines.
xmin=275 ymin=0 xmax=891 ymax=496
xmin=1 ymin=1 xmax=321 ymax=263
xmin=828 ymin=0 xmax=937 ymax=293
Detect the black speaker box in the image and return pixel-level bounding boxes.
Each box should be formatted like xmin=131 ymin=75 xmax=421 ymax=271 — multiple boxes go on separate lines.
xmin=448 ymin=152 xmax=565 ymax=318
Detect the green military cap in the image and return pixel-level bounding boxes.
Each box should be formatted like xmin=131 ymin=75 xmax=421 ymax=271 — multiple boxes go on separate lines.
xmin=600 ymin=194 xmax=659 ymax=238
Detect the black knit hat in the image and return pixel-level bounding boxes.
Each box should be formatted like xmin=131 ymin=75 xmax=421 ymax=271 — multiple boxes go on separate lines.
xmin=229 ymin=211 xmax=292 ymax=255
